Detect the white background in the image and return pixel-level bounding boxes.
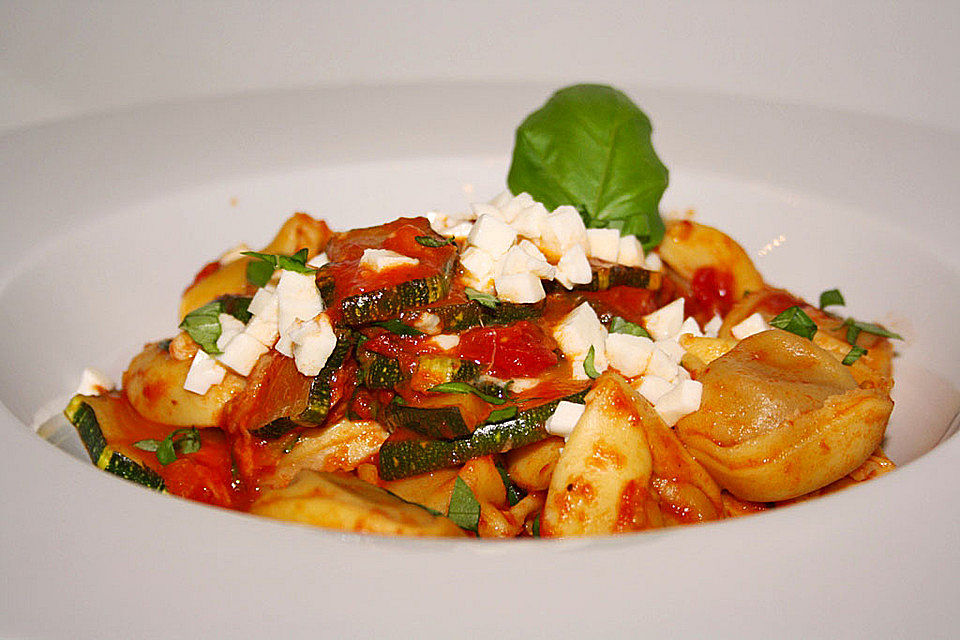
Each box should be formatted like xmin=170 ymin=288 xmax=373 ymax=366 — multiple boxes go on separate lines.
xmin=2 ymin=0 xmax=958 ymax=133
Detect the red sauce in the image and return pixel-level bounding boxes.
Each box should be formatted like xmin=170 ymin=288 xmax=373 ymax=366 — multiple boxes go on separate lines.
xmin=580 ymin=286 xmax=659 ymax=324
xmin=187 ymin=259 xmax=221 ymax=290
xmin=689 ymin=267 xmax=735 ymax=318
xmin=458 ymin=321 xmax=558 ymax=378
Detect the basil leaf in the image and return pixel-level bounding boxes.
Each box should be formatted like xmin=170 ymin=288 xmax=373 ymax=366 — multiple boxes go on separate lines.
xmin=846 ymin=324 xmax=861 ymax=345
xmin=242 ymin=249 xmax=316 ymax=287
xmin=374 ymin=319 xmax=424 ymax=336
xmin=136 ymin=428 xmax=201 ymax=466
xmin=842 ymin=318 xmax=903 ymax=343
xmin=583 ymin=345 xmax=601 ymax=379
xmin=507 ymin=84 xmax=668 ymax=251
xmin=842 ymin=345 xmax=868 ymax=365
xmin=532 ymin=513 xmax=541 ymax=538
xmin=486 ymin=406 xmax=518 ymax=423
xmin=245 ymin=259 xmax=275 ymax=288
xmin=178 ymin=301 xmax=224 ymax=354
xmin=415 ymin=235 xmax=454 ymax=247
xmin=155 ymin=437 xmax=177 ymax=465
xmin=769 ymin=306 xmax=817 ymax=340
xmin=819 ymin=288 xmax=845 ymax=309
xmin=429 ymin=381 xmax=507 ymax=405
xmin=447 ymin=476 xmax=481 ymax=533
xmin=133 ymin=439 xmax=160 ymax=452
xmin=609 ymin=316 xmax=650 ymax=338
xmin=173 ymin=427 xmax=201 ymax=455
xmin=496 ymin=465 xmax=523 ymax=507
xmin=465 ymin=287 xmax=499 ymax=309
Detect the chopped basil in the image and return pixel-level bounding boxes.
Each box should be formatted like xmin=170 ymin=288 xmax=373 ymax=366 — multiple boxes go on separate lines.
xmin=447 ymin=476 xmax=481 ymax=533
xmin=531 ymin=513 xmax=541 ymax=537
xmin=842 ymin=345 xmax=868 ymax=365
xmin=609 ymin=316 xmax=650 ymax=338
xmin=507 ymin=84 xmax=668 ymax=251
xmin=429 ymin=381 xmax=508 ymax=405
xmin=465 ymin=287 xmax=499 ymax=309
xmin=134 ymin=427 xmax=201 ymax=466
xmin=583 ymin=345 xmax=601 ymax=379
xmin=415 ymin=235 xmax=454 ymax=247
xmin=178 ymin=296 xmax=252 ymax=354
xmin=842 ymin=318 xmax=903 ymax=344
xmin=819 ymin=288 xmax=845 ymax=309
xmin=242 ymin=248 xmax=316 ymax=287
xmin=373 ymin=319 xmax=425 ymax=336
xmin=496 ymin=464 xmax=523 ymax=507
xmin=486 ymin=406 xmax=518 ymax=423
xmin=769 ymin=306 xmax=818 ymax=340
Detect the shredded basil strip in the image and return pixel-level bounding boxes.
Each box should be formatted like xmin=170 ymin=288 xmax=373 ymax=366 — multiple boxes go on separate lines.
xmin=609 ymin=316 xmax=650 ymax=338
xmin=819 ymin=288 xmax=845 ymax=309
xmin=486 ymin=405 xmax=519 ymax=423
xmin=415 ymin=235 xmax=454 ymax=247
xmin=583 ymin=345 xmax=601 ymax=379
xmin=447 ymin=476 xmax=481 ymax=533
xmin=242 ymin=248 xmax=316 ymax=287
xmin=532 ymin=513 xmax=541 ymax=537
xmin=842 ymin=318 xmax=903 ymax=344
xmin=178 ymin=297 xmax=252 ymax=354
xmin=465 ymin=287 xmax=499 ymax=309
xmin=496 ymin=464 xmax=523 ymax=507
xmin=842 ymin=345 xmax=868 ymax=365
xmin=134 ymin=427 xmax=201 ymax=466
xmin=769 ymin=306 xmax=818 ymax=340
xmin=374 ymin=319 xmax=425 ymax=336
xmin=429 ymin=381 xmax=508 ymax=405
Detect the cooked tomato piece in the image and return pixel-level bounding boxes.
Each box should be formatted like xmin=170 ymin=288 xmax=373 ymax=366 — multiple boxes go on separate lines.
xmin=690 ymin=267 xmax=735 ymax=318
xmin=458 ymin=321 xmax=558 ymax=378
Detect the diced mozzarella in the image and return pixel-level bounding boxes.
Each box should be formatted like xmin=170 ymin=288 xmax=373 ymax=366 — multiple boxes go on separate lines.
xmin=244 ymin=313 xmax=280 ymax=348
xmin=499 ymin=192 xmax=535 ymax=223
xmin=544 ymin=401 xmax=586 ymax=439
xmin=306 ymin=252 xmax=329 ymax=269
xmin=216 ymin=313 xmax=246 ymax=352
xmin=429 ymin=334 xmax=460 ymax=350
xmin=219 ymin=243 xmax=251 ymax=266
xmin=277 ymin=270 xmax=325 ymax=338
xmin=643 ymin=252 xmax=662 ymax=271
xmin=643 ymin=298 xmax=685 ymax=341
xmin=555 ymin=245 xmax=592 ymax=289
xmin=654 ymin=380 xmax=703 ymax=426
xmin=471 ymin=202 xmax=500 ymax=220
xmin=540 ymin=205 xmax=587 ymax=260
xmin=605 ymin=333 xmax=655 ymax=377
xmin=704 ymin=314 xmax=723 ymax=338
xmin=218 ymin=333 xmax=268 ymax=376
xmin=183 ymin=350 xmax=226 ymax=395
xmin=488 ymin=190 xmax=512 ymax=209
xmin=731 ymin=313 xmax=770 ymax=340
xmin=427 ymin=210 xmax=474 ymax=235
xmin=76 ymin=368 xmax=114 ymax=396
xmin=248 ymin=287 xmax=278 ymax=319
xmin=498 ymin=245 xmax=556 ymax=280
xmin=654 ymin=338 xmax=685 ymax=364
xmin=412 ymin=312 xmax=442 ymax=336
xmin=509 ymin=377 xmax=540 ymax=393
xmin=274 ymin=331 xmax=294 ymax=357
xmin=495 ymin=272 xmax=546 ymax=303
xmin=678 ymin=316 xmax=704 ymax=338
xmin=291 ymin=314 xmax=337 ymax=376
xmin=554 ymin=302 xmax=608 ymax=380
xmin=467 ymin=214 xmax=517 ymax=258
xmin=634 ymin=375 xmax=675 ymax=405
xmin=511 ymin=203 xmax=549 ymax=240
xmin=646 ymin=346 xmax=680 ymax=381
xmin=359 ymin=248 xmax=419 ymax=272
xmin=447 ymin=222 xmax=473 ymax=239
xmin=586 ymin=228 xmax=620 ymax=263
xmin=617 ymin=235 xmax=645 ymax=267
xmin=459 ymin=246 xmax=496 ymax=293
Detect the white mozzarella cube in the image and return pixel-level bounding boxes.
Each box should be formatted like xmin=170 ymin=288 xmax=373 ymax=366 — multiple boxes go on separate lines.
xmin=244 ymin=313 xmax=280 ymax=347
xmin=654 ymin=380 xmax=703 ymax=426
xmin=654 ymin=338 xmax=686 ymax=364
xmin=605 ymin=333 xmax=655 ymax=378
xmin=291 ymin=314 xmax=337 ymax=376
xmin=646 ymin=346 xmax=680 ymax=381
xmin=616 ymin=235 xmax=645 ymax=267
xmin=499 ymin=192 xmax=535 ymax=223
xmin=183 ymin=350 xmax=227 ymax=395
xmin=459 ymin=246 xmax=496 ymax=293
xmin=643 ymin=298 xmax=685 ymax=341
xmin=497 ymin=245 xmax=556 ymax=280
xmin=488 ymin=190 xmax=513 ymax=209
xmin=466 ymin=214 xmax=517 ymax=258
xmin=248 ymin=287 xmax=278 ymax=319
xmin=495 ymin=272 xmax=546 ymax=303
xmin=216 ymin=313 xmax=246 ymax=352
xmin=643 ymin=252 xmax=663 ymax=272
xmin=555 ymin=245 xmax=593 ymax=289
xmin=447 ymin=222 xmax=473 ymax=239
xmin=511 ymin=203 xmax=549 ymax=240
xmin=219 ymin=243 xmax=251 ymax=266
xmin=471 ymin=202 xmax=500 ymax=221
xmin=634 ymin=375 xmax=675 ymax=405
xmin=274 ymin=331 xmax=294 ymax=357
xmin=429 ymin=334 xmax=461 ymax=351
xmin=731 ymin=313 xmax=770 ymax=340
xmin=540 ymin=205 xmax=588 ymax=259
xmin=554 ymin=302 xmax=608 ymax=380
xmin=277 ymin=270 xmax=325 ymax=336
xmin=586 ymin=228 xmax=621 ymax=263
xmin=518 ymin=239 xmax=548 ymax=262
xmin=544 ymin=401 xmax=587 ymax=439
xmin=704 ymin=314 xmax=723 ymax=338
xmin=76 ymin=368 xmax=115 ymax=396
xmin=218 ymin=333 xmax=268 ymax=376
xmin=359 ymin=248 xmax=419 ymax=272
xmin=515 ymin=240 xmax=556 ymax=279
xmin=306 ymin=252 xmax=329 ymax=269
xmin=678 ymin=316 xmax=704 ymax=338
xmin=412 ymin=312 xmax=442 ymax=336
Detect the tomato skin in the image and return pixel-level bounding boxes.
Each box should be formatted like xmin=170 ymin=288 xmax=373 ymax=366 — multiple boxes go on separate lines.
xmin=458 ymin=321 xmax=558 ymax=378
xmin=690 ymin=267 xmax=735 ymax=318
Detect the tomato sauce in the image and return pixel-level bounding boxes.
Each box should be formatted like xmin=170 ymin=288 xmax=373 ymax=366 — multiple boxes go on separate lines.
xmin=457 ymin=321 xmax=558 ymax=378
xmin=689 ymin=267 xmax=735 ymax=319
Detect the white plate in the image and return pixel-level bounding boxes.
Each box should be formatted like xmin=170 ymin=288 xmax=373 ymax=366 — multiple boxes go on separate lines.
xmin=1 ymin=84 xmax=958 ymax=638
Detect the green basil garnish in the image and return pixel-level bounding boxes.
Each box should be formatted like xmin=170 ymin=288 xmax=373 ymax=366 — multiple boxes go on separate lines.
xmin=486 ymin=406 xmax=518 ymax=423
xmin=134 ymin=427 xmax=201 ymax=466
xmin=242 ymin=248 xmax=316 ymax=287
xmin=842 ymin=345 xmax=868 ymax=365
xmin=373 ymin=319 xmax=425 ymax=336
xmin=415 ymin=235 xmax=454 ymax=247
xmin=532 ymin=513 xmax=541 ymax=538
xmin=429 ymin=381 xmax=507 ymax=405
xmin=447 ymin=476 xmax=481 ymax=533
xmin=769 ymin=306 xmax=818 ymax=340
xmin=178 ymin=296 xmax=252 ymax=354
xmin=583 ymin=345 xmax=601 ymax=379
xmin=819 ymin=288 xmax=845 ymax=309
xmin=507 ymin=84 xmax=668 ymax=251
xmin=842 ymin=318 xmax=903 ymax=344
xmin=609 ymin=316 xmax=650 ymax=338
xmin=496 ymin=464 xmax=523 ymax=507
xmin=465 ymin=287 xmax=499 ymax=309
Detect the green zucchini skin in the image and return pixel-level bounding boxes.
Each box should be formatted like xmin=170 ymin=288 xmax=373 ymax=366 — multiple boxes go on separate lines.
xmin=64 ymin=395 xmax=165 ymax=491
xmin=415 ymin=355 xmax=480 ymax=385
xmin=377 ymin=394 xmax=585 ymax=481
xmin=402 ymin=299 xmax=545 ymax=333
xmin=298 ymin=330 xmax=357 ymax=424
xmin=383 ymin=404 xmax=471 ymax=440
xmin=361 ymin=353 xmax=403 ymax=390
xmin=252 ymin=417 xmax=303 ymax=440
xmin=544 ymin=265 xmax=661 ymax=292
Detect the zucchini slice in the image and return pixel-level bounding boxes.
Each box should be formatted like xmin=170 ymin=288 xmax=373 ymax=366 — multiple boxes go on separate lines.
xmin=383 ymin=404 xmax=472 ymax=440
xmin=360 ymin=352 xmax=403 ymax=390
xmin=404 ymin=300 xmax=545 ymax=333
xmin=64 ymin=395 xmax=165 ymax=491
xmin=377 ymin=395 xmax=583 ymax=481
xmin=545 ymin=264 xmax=662 ymax=293
xmin=298 ymin=330 xmax=358 ymax=424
